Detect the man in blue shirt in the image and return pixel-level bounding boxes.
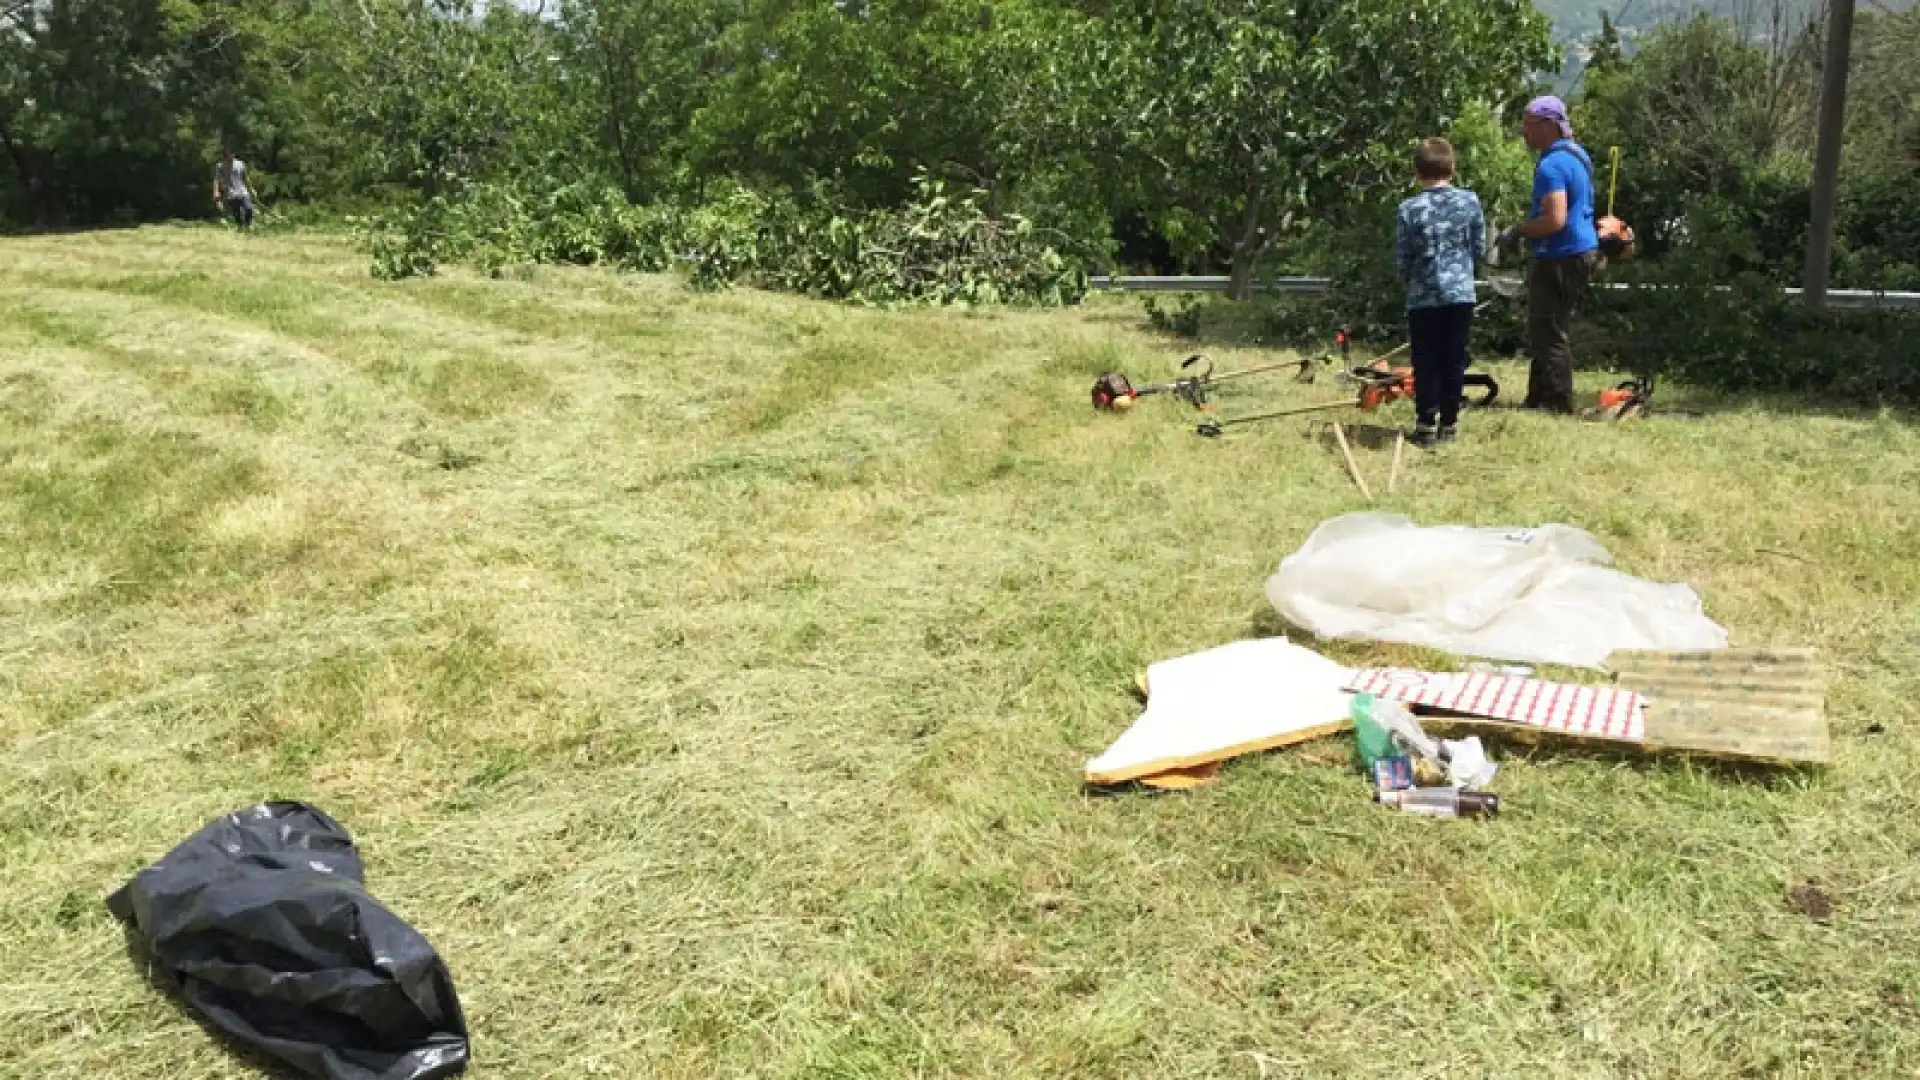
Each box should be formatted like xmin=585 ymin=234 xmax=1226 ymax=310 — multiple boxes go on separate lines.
xmin=1395 ymin=137 xmax=1485 ymax=447
xmin=1497 ymin=96 xmax=1598 ymax=414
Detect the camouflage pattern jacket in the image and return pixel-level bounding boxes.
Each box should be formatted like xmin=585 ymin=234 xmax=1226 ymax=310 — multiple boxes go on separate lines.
xmin=1395 ymin=185 xmax=1485 ymax=311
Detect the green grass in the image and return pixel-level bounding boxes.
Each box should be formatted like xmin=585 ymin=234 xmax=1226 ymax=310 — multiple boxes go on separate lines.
xmin=2 ymin=225 xmax=1918 ymax=1079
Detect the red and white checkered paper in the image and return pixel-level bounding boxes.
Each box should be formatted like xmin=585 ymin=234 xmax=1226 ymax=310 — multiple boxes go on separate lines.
xmin=1346 ymin=669 xmax=1646 ymax=742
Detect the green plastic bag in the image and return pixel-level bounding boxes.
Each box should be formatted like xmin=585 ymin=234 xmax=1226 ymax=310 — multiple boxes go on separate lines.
xmin=1350 ymin=692 xmax=1393 ymax=773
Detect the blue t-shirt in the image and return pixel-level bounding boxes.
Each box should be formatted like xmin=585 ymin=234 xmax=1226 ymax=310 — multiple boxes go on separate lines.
xmin=1396 ymin=185 xmax=1484 ymax=311
xmin=1531 ymin=140 xmax=1599 ymax=259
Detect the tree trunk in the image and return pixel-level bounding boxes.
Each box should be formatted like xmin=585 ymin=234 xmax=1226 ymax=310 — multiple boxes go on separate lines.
xmin=1226 ymin=186 xmax=1265 ymax=301
xmin=600 ymin=38 xmax=639 ymax=202
xmin=1804 ymin=0 xmax=1855 ymax=310
xmin=0 ymin=122 xmax=62 ymax=228
xmin=30 ymin=158 xmax=63 ymax=228
xmin=1228 ymin=251 xmax=1255 ymax=300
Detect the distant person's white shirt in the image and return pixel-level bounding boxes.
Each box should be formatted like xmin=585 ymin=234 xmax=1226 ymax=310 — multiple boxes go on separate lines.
xmin=216 ymin=159 xmax=251 ymax=200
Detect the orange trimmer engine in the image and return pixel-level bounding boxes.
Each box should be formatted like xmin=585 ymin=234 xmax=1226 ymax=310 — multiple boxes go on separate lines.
xmin=1353 ymin=366 xmax=1415 ymax=411
xmin=1090 ymin=371 xmax=1136 ymax=409
xmin=1597 ymin=378 xmax=1652 ymax=419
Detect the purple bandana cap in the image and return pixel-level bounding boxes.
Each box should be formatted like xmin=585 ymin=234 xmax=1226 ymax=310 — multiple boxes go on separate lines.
xmin=1525 ymin=95 xmax=1573 ymax=138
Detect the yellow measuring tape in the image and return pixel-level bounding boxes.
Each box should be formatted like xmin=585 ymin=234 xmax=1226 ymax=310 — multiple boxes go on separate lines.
xmin=1607 ymin=146 xmax=1622 ymax=218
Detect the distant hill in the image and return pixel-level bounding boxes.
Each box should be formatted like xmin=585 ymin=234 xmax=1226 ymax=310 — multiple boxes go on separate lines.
xmin=1540 ymin=0 xmax=1792 ymax=41
xmin=1538 ymin=0 xmax=1916 ymax=90
xmin=1540 ymin=0 xmax=1915 ymax=44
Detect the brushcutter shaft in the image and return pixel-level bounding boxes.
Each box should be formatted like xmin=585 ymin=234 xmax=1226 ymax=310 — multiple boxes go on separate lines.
xmin=1195 ymin=397 xmax=1357 ymax=436
xmin=1229 ymin=399 xmax=1356 ymax=422
xmin=1208 ymin=357 xmax=1319 ymax=385
xmin=1366 ymin=342 xmax=1411 ymax=366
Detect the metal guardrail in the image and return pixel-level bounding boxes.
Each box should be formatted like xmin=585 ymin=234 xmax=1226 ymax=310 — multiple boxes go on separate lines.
xmin=1776 ymin=287 xmax=1920 ymax=312
xmin=1089 ymin=275 xmax=1329 ymax=294
xmin=1087 ymin=274 xmax=1920 ymax=311
xmin=1587 ymin=281 xmax=1920 ymax=313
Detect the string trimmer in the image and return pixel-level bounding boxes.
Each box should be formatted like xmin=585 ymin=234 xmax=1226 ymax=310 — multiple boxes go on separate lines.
xmin=1194 ymin=303 xmax=1506 ymax=438
xmin=1194 ymin=361 xmax=1499 ymax=438
xmin=1088 ymin=361 xmax=1213 ymax=410
xmin=1091 ymin=331 xmax=1353 ymax=412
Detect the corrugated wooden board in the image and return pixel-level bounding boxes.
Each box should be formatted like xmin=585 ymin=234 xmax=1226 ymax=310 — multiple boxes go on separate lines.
xmin=1609 ymin=648 xmax=1829 ymax=764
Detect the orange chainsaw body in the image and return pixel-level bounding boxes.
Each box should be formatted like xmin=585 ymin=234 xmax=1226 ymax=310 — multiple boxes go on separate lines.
xmin=1357 ymin=365 xmax=1415 ymax=411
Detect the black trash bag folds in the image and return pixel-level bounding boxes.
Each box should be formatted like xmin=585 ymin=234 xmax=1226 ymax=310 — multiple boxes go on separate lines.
xmin=108 ymin=801 xmax=469 ymax=1080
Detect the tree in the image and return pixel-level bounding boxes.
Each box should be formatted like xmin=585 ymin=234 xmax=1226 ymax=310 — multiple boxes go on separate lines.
xmin=1448 ymin=101 xmax=1539 ymax=231
xmin=558 ymin=0 xmax=740 ymax=203
xmin=686 ymin=0 xmax=1015 ymax=209
xmin=959 ymin=1 xmax=1138 ymax=248
xmin=1589 ymin=9 xmax=1624 ymax=73
xmin=1577 ymin=14 xmax=1818 ymax=262
xmin=0 ymin=0 xmax=243 ymax=225
xmin=1087 ymin=0 xmax=1555 ymax=298
xmin=1844 ymin=6 xmax=1920 ymax=179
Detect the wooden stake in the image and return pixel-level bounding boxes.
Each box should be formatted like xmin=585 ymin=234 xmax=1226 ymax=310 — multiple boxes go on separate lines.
xmin=1330 ymin=421 xmax=1372 ymax=500
xmin=1388 ymin=429 xmax=1404 ymax=494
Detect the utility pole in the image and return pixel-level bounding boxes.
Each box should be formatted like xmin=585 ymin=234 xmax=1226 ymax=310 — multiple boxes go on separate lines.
xmin=1803 ymin=0 xmax=1856 ymax=312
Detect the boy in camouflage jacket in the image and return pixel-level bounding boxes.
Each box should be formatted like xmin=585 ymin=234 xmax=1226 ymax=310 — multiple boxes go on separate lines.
xmin=1394 ymin=138 xmax=1486 ymax=448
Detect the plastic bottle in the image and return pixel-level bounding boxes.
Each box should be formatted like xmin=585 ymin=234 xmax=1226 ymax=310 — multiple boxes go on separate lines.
xmin=1375 ymin=787 xmax=1501 ymax=819
xmin=1350 ymin=693 xmax=1394 ymax=773
xmin=1372 ymin=698 xmax=1444 ymax=763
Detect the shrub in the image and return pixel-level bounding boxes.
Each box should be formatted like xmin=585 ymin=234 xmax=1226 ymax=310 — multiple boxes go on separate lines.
xmin=364 ymin=172 xmax=1089 ymax=306
xmin=1587 ymin=267 xmax=1920 ymax=402
xmin=1252 ymin=206 xmax=1524 ymax=364
xmin=1143 ymin=296 xmax=1202 ymax=338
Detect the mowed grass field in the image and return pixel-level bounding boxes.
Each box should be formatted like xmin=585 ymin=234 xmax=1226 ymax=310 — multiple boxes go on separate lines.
xmin=3 ymin=226 xmax=1918 ymax=1079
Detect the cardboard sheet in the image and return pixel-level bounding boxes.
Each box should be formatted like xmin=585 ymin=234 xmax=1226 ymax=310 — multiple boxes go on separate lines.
xmin=1086 ymin=638 xmax=1352 ymax=786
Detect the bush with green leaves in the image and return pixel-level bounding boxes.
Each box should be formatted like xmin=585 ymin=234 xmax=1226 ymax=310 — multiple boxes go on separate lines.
xmin=366 ymin=172 xmax=1087 ymax=306
xmin=1252 ymin=200 xmax=1524 ymax=364
xmin=1573 ymin=11 xmax=1920 ymax=292
xmin=1586 ymin=264 xmax=1920 ymax=403
xmin=1835 ymin=174 xmax=1920 ymax=293
xmin=1562 ymin=182 xmax=1918 ymax=402
xmin=1142 ymin=296 xmax=1202 ymax=338
xmin=365 ymin=179 xmax=687 ymax=281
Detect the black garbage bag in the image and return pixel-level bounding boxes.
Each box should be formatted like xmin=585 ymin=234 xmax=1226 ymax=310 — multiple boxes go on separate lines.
xmin=108 ymin=801 xmax=470 ymax=1080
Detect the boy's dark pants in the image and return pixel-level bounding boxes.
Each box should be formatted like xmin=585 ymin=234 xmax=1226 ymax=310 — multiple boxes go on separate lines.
xmin=1409 ymin=302 xmax=1475 ymax=429
xmin=1525 ymin=251 xmax=1598 ymax=413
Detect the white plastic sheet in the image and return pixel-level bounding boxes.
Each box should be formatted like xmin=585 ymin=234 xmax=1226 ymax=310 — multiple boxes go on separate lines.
xmin=1266 ymin=513 xmax=1727 ymax=669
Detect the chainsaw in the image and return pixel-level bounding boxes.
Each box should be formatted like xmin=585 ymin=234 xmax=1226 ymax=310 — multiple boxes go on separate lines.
xmin=1597 ymin=377 xmax=1652 ymax=420
xmin=1594 ymin=371 xmax=1710 ymax=420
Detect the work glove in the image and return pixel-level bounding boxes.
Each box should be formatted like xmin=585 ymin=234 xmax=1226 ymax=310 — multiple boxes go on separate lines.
xmin=1486 ymin=224 xmax=1524 ymax=268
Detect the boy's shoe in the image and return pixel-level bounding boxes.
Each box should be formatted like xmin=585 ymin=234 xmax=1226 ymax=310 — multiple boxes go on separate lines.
xmin=1437 ymin=424 xmax=1457 ymax=444
xmin=1410 ymin=424 xmax=1439 ymax=450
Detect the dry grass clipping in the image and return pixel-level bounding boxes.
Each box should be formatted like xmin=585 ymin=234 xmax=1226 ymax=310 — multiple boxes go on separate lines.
xmin=2 ymin=226 xmax=1918 ymax=1078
